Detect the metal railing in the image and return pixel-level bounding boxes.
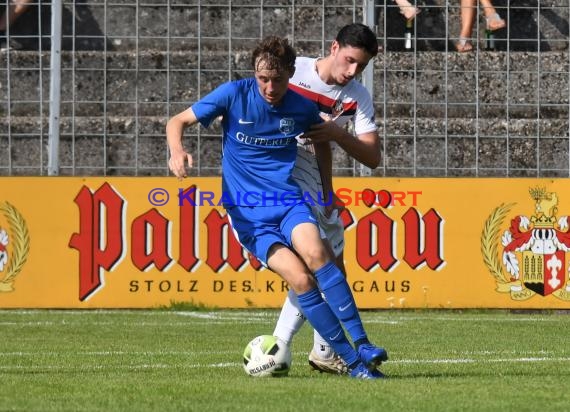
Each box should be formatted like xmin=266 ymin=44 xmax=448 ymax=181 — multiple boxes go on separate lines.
xmin=0 ymin=1 xmax=569 ymax=177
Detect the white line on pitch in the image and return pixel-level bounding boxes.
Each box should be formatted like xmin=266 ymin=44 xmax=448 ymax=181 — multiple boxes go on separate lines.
xmin=170 ymin=356 xmax=570 ymax=368
xmin=1 ymin=357 xmax=569 ymax=372
xmin=394 ymin=356 xmax=570 ymax=364
xmin=1 ymin=310 xmax=569 ymax=325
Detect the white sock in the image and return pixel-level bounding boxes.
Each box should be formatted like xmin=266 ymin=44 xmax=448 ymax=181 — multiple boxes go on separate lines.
xmin=272 ymin=288 xmax=306 ymax=345
xmin=313 ymin=329 xmax=335 ymax=359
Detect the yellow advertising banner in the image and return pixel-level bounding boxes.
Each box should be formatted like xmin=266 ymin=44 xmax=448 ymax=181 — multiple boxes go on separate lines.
xmin=1 ymin=177 xmax=570 ymax=309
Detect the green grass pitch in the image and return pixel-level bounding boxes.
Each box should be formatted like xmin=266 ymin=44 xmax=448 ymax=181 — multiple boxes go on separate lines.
xmin=1 ymin=308 xmax=569 ymax=411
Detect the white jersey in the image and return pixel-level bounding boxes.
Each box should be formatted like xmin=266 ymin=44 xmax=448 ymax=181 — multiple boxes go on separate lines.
xmin=289 ymin=56 xmax=378 ymax=255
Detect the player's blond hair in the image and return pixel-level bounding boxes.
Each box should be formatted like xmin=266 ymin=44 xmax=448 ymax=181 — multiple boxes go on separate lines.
xmin=251 ymin=36 xmax=296 ymax=73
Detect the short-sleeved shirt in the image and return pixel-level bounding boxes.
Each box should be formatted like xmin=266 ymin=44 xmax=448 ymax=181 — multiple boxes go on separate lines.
xmin=191 ymin=77 xmax=323 ymax=207
xmin=287 ymin=56 xmax=378 ymax=256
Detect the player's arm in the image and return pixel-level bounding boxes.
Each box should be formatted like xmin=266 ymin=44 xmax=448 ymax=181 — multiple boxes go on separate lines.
xmin=334 ymin=127 xmax=380 ymax=169
xmin=304 ymin=122 xmax=380 ymax=169
xmin=166 ymin=107 xmax=198 ymax=179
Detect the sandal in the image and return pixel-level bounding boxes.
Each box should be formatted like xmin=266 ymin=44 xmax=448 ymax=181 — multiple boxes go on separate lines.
xmin=455 ymin=37 xmax=473 ymax=53
xmin=485 ymin=13 xmax=506 ymax=31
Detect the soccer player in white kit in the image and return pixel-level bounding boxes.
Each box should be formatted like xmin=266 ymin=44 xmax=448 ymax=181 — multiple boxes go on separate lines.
xmin=272 ymin=23 xmax=384 ymax=375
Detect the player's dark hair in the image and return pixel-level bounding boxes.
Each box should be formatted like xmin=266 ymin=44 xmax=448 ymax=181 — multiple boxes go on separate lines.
xmin=251 ymin=36 xmax=296 ymax=73
xmin=335 ymin=23 xmax=378 ymax=57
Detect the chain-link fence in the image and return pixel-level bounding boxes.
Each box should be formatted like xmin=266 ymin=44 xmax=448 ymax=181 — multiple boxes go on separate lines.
xmin=1 ymin=1 xmax=569 ymax=177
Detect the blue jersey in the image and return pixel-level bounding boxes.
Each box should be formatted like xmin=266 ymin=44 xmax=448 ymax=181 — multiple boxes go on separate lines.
xmin=191 ymin=78 xmax=322 ymax=207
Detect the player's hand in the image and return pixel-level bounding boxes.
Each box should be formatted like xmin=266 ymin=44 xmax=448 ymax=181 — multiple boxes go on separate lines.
xmin=302 ymin=121 xmax=343 ymax=144
xmin=168 ymin=149 xmax=193 ymax=179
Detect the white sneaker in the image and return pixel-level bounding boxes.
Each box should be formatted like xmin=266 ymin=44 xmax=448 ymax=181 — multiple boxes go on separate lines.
xmin=308 ymin=350 xmax=348 ymax=375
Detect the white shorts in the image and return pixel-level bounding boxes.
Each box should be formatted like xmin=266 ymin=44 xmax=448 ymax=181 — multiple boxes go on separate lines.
xmin=314 ymin=207 xmax=345 ymax=257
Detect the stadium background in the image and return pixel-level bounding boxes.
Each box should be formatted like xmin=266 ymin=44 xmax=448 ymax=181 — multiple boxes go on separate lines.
xmin=2 ymin=3 xmax=570 ymax=404
xmin=1 ymin=0 xmax=569 ymax=178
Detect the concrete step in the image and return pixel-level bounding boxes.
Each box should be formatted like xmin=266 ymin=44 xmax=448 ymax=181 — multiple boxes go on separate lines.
xmin=7 ymin=1 xmax=569 ymax=53
xmin=3 ymin=115 xmax=566 ymax=137
xmin=2 ymin=115 xmax=567 ymax=177
xmin=2 ymin=50 xmax=569 ymax=119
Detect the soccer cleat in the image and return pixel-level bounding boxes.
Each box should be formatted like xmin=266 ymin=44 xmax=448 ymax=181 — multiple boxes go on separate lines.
xmin=349 ymin=362 xmax=385 ymax=379
xmin=368 ymin=367 xmax=387 ymax=378
xmin=357 ymin=343 xmax=388 ymax=370
xmin=308 ymin=350 xmax=348 ymax=375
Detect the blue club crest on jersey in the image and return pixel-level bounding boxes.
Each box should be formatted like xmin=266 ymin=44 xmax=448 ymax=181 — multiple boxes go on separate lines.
xmin=279 ymin=118 xmax=295 ymax=135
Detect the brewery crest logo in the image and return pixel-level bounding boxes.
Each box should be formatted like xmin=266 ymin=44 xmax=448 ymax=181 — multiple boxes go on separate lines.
xmin=0 ymin=201 xmax=30 ymax=292
xmin=481 ymin=187 xmax=570 ymax=301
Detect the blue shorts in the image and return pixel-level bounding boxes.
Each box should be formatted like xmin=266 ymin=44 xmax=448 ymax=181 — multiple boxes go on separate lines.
xmin=226 ymin=202 xmax=318 ymax=265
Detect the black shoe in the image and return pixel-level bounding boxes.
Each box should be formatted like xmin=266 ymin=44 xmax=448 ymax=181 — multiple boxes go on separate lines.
xmin=0 ymin=32 xmax=6 ymax=51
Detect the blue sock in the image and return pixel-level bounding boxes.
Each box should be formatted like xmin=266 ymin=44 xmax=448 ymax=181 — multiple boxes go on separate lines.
xmin=314 ymin=261 xmax=367 ymax=343
xmin=297 ymin=287 xmax=359 ymax=367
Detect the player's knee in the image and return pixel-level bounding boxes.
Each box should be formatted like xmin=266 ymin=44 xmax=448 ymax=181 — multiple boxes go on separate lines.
xmin=288 ymin=274 xmax=316 ymax=294
xmin=300 ymin=245 xmax=329 ymax=272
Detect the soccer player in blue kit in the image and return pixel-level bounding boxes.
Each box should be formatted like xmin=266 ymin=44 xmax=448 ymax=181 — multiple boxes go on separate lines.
xmin=166 ymin=36 xmax=387 ymax=379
